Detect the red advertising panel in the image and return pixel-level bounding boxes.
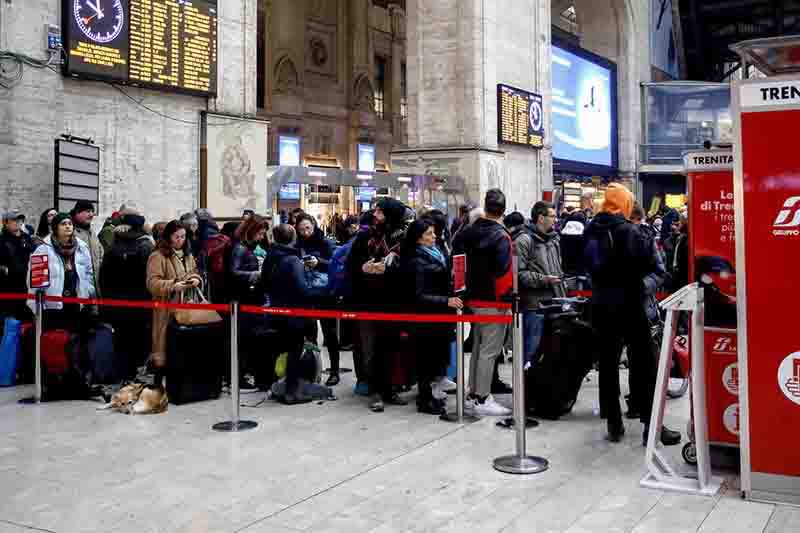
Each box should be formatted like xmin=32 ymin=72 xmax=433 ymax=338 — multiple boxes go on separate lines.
xmin=735 ymin=78 xmax=800 ymax=499
xmin=29 ymin=255 xmax=50 ymax=289
xmin=685 ymin=150 xmax=739 ymax=447
xmin=452 ymin=254 xmax=467 ymax=294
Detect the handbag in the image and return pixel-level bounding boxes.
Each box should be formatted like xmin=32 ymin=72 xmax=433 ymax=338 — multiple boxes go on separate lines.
xmin=174 ymin=287 xmax=223 ymax=326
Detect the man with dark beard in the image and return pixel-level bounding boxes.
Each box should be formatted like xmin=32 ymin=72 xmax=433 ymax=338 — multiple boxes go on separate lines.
xmin=348 ymin=198 xmax=411 ymax=412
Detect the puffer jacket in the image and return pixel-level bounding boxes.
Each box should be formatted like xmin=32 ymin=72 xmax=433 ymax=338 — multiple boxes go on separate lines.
xmin=515 ymin=225 xmax=566 ymax=311
xmin=73 ymin=225 xmax=103 ymax=290
xmin=27 ymin=236 xmax=96 ymax=312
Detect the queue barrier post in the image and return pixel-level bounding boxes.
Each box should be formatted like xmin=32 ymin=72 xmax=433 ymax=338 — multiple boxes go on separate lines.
xmin=441 ymin=308 xmax=479 ymax=424
xmin=213 ymin=301 xmax=257 ymax=432
xmin=493 ymin=255 xmax=549 ymax=475
xmin=19 ymin=291 xmax=44 ymax=405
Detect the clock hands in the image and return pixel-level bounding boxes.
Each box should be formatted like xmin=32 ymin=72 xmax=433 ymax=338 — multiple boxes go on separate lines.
xmin=82 ymin=13 xmax=98 ymax=25
xmin=85 ymin=0 xmax=104 ymax=20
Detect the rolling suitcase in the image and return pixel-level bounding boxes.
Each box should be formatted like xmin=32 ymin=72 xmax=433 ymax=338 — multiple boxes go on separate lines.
xmin=87 ymin=323 xmax=117 ymax=385
xmin=527 ymin=307 xmax=595 ymax=420
xmin=21 ymin=327 xmax=88 ymax=401
xmin=166 ymin=320 xmax=224 ymax=404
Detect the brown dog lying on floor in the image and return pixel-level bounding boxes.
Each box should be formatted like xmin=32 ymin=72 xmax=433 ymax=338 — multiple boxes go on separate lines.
xmin=97 ymin=383 xmax=168 ymax=414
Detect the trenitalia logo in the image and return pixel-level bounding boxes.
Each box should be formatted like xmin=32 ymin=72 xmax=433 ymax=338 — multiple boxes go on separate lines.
xmin=773 ymin=197 xmax=800 ymax=236
xmin=713 ymin=336 xmax=736 ymax=354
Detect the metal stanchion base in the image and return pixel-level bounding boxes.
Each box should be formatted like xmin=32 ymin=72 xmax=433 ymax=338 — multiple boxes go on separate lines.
xmin=323 ymin=368 xmax=353 ymax=374
xmin=493 ymin=455 xmax=549 ymax=475
xmin=212 ymin=420 xmax=258 ymax=432
xmin=439 ymin=412 xmax=480 ymax=424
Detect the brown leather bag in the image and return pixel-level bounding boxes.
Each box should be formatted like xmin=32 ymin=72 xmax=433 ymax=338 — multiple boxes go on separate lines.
xmin=173 ymin=287 xmax=223 ymax=327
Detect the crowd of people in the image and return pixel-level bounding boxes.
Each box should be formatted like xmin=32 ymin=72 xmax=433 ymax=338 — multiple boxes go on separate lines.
xmin=0 ymin=183 xmax=689 ymax=443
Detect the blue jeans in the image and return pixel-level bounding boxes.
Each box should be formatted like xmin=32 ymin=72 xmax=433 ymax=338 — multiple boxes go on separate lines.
xmin=522 ymin=311 xmax=545 ymax=369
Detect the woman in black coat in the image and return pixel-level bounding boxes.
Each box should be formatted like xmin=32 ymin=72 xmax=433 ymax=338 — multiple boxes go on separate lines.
xmin=401 ymin=219 xmax=463 ymax=414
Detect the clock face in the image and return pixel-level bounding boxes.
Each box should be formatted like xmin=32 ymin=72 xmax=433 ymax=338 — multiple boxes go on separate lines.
xmin=73 ymin=0 xmax=125 ymax=44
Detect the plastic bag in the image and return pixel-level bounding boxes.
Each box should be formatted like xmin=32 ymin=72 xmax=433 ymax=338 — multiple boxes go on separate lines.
xmin=274 ymin=352 xmax=288 ymax=379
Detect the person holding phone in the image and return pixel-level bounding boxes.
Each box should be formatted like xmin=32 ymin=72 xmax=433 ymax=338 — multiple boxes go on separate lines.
xmin=515 ymin=201 xmax=566 ymax=374
xmin=146 ymin=220 xmax=203 ymax=379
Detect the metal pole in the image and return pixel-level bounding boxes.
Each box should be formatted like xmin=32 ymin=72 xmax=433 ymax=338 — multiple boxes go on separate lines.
xmin=20 ymin=291 xmax=44 ymax=405
xmin=213 ymin=301 xmax=257 ymax=432
xmin=441 ymin=309 xmax=477 ymax=423
xmin=34 ymin=291 xmax=43 ymax=403
xmin=493 ymin=255 xmax=549 ymax=474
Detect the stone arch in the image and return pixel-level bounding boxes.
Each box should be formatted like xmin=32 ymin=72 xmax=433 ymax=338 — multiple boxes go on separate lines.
xmin=353 ymin=74 xmax=375 ymax=112
xmin=274 ymin=55 xmax=299 ymax=94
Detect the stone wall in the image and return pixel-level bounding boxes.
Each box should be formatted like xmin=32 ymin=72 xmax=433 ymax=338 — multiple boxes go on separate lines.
xmin=0 ymin=0 xmax=257 ymax=226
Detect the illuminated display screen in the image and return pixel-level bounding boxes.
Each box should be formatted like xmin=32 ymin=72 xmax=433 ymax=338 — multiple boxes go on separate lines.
xmin=497 ymin=84 xmax=544 ymax=149
xmin=551 ymin=42 xmax=617 ymax=171
xmin=63 ymin=0 xmax=218 ymax=96
xmin=357 ymin=144 xmax=375 ymax=172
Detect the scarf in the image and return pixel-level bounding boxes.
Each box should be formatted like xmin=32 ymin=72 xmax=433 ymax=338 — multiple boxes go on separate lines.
xmin=419 ymin=244 xmax=446 ymax=267
xmin=53 ymin=237 xmax=77 ymax=269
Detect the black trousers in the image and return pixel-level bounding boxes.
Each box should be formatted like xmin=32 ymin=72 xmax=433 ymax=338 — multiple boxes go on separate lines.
xmin=305 ymin=319 xmax=340 ymax=373
xmin=594 ymin=303 xmax=657 ymax=427
xmin=412 ymin=332 xmax=450 ymax=402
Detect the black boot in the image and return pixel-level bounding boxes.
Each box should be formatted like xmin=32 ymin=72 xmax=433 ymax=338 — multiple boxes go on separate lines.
xmin=282 ymin=380 xmax=312 ymax=405
xmin=606 ymin=419 xmax=625 ymax=443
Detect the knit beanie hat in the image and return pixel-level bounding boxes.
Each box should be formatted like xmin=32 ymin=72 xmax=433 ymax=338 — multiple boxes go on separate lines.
xmin=50 ymin=212 xmax=72 ymax=233
xmin=71 ymin=200 xmax=95 ymax=216
xmin=119 ymin=207 xmax=145 ymax=229
xmin=601 ymin=183 xmax=634 ymax=220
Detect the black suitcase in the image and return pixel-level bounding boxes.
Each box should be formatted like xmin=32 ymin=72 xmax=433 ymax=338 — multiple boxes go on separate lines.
xmin=527 ymin=305 xmax=595 ymax=420
xmin=166 ymin=320 xmax=225 ymax=404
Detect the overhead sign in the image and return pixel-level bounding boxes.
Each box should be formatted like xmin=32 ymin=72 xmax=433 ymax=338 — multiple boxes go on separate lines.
xmin=552 ymin=42 xmax=617 ymax=172
xmin=29 ymin=255 xmax=50 ymax=289
xmin=497 ymin=84 xmax=544 ymax=149
xmin=54 ymin=139 xmax=100 ymax=214
xmin=62 ymin=0 xmax=219 ymax=96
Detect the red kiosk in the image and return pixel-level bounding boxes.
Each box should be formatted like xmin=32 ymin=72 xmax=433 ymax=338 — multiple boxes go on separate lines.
xmin=684 ymin=149 xmax=740 ymax=452
xmin=731 ymin=36 xmax=800 ymax=505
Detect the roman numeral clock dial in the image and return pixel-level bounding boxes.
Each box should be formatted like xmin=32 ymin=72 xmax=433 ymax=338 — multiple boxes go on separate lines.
xmin=73 ymin=0 xmax=125 ymax=44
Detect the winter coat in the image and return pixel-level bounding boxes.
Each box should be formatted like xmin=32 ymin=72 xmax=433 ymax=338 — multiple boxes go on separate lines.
xmin=98 ymin=217 xmax=118 ymax=255
xmin=451 ymin=217 xmax=512 ymax=302
xmin=348 ymin=223 xmax=405 ymax=310
xmin=100 ymin=227 xmax=154 ymax=301
xmin=560 ymin=213 xmax=587 ymax=275
xmin=515 ymin=225 xmax=566 ymax=311
xmin=401 ymin=245 xmax=456 ymax=345
xmin=583 ymin=212 xmax=655 ymax=309
xmin=229 ymin=242 xmax=264 ymax=305
xmin=261 ymin=244 xmax=317 ymax=331
xmin=0 ymin=229 xmax=34 ymax=295
xmin=73 ymin=225 xmax=103 ymax=291
xmin=146 ymin=249 xmax=202 ymax=360
xmin=296 ymin=227 xmax=335 ymax=273
xmin=27 ymin=236 xmax=96 ymax=312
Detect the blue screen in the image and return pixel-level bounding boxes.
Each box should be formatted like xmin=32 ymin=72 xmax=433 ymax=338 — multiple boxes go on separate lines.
xmin=279 ymin=136 xmax=300 ymax=166
xmin=358 ymin=144 xmax=375 ymax=172
xmin=551 ymin=45 xmax=614 ymax=168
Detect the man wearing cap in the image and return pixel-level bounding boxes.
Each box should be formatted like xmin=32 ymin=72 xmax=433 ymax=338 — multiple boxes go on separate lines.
xmin=0 ymin=211 xmax=34 ymax=319
xmin=584 ymin=183 xmax=681 ymax=446
xmin=70 ymin=200 xmax=103 ymax=291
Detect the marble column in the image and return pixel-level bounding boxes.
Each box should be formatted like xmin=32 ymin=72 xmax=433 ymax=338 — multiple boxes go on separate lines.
xmin=393 ymin=0 xmax=553 ymax=213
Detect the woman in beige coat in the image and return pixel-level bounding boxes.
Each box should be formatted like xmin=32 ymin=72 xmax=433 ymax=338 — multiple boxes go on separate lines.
xmin=146 ymin=220 xmax=202 ymax=378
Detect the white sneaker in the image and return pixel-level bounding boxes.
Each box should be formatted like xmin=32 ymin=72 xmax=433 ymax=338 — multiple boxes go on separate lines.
xmin=437 ymin=377 xmax=457 ymax=393
xmin=473 ymin=395 xmax=512 ymax=417
xmin=430 ymin=381 xmax=447 ymax=400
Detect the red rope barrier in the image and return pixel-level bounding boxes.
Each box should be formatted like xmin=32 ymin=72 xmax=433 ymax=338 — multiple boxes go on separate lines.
xmin=465 ymin=300 xmax=512 ymax=310
xmin=0 ymin=293 xmax=511 ymax=325
xmin=568 ymin=290 xmax=671 ymax=301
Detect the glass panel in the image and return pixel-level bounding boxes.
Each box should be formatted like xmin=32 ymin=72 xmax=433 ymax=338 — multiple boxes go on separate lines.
xmin=642 ymin=84 xmax=731 ymax=165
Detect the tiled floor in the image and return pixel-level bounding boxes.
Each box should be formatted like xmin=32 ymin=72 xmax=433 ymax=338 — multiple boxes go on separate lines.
xmin=0 ymin=351 xmax=795 ymax=533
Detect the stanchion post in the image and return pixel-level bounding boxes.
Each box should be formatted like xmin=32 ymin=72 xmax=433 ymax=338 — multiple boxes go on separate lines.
xmin=493 ymin=254 xmax=549 ymax=474
xmin=20 ymin=291 xmax=44 ymax=405
xmin=441 ymin=309 xmax=478 ymax=423
xmin=213 ymin=300 xmax=257 ymax=432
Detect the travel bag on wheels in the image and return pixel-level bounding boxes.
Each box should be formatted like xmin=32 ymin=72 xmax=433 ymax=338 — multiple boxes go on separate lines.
xmin=166 ymin=320 xmax=225 ymax=404
xmin=526 ymin=299 xmax=595 ymax=420
xmin=21 ymin=327 xmax=89 ymax=401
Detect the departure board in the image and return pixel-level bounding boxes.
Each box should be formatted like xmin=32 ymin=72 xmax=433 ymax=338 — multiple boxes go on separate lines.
xmin=63 ymin=0 xmax=218 ymax=96
xmin=497 ymin=84 xmax=544 ymax=149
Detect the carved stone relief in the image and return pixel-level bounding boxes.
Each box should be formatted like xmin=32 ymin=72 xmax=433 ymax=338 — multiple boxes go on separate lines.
xmin=274 ymin=56 xmax=299 ymax=94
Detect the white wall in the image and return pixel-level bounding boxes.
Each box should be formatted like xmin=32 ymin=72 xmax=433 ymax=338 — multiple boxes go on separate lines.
xmin=0 ymin=0 xmax=257 ymax=226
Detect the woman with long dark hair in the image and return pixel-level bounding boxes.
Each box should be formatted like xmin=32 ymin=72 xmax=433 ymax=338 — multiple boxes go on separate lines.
xmin=146 ymin=221 xmax=202 ymax=377
xmin=34 ymin=207 xmax=58 ymax=247
xmin=400 ymin=218 xmax=463 ymax=414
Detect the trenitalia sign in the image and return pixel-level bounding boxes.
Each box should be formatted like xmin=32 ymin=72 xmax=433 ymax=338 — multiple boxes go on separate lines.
xmin=683 ymin=152 xmax=734 ymax=172
xmin=740 ymin=81 xmax=800 ymax=108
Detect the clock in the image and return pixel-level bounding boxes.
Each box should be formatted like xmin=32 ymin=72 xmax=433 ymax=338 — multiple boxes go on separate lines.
xmin=73 ymin=0 xmax=125 ymax=44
